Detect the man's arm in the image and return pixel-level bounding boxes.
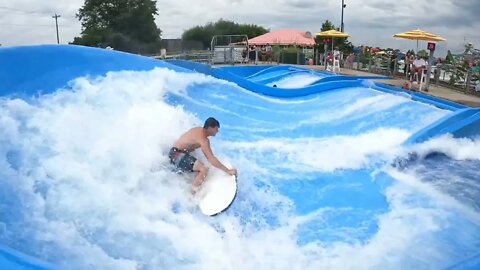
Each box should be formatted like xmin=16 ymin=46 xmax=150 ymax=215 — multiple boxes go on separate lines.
xmin=200 ymin=138 xmax=232 ymax=174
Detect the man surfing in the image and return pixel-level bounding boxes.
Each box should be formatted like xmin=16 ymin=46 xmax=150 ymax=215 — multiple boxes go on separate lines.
xmin=169 ymin=117 xmax=237 ymax=193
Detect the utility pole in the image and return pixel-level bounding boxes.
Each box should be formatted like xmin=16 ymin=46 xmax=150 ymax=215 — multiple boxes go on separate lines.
xmin=341 ymin=0 xmax=346 ymax=32
xmin=52 ymin=13 xmax=61 ymax=44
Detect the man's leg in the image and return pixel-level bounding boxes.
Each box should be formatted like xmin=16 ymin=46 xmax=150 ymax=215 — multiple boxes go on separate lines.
xmin=192 ymin=160 xmax=209 ymax=191
xmin=411 ymin=66 xmax=418 ymax=82
xmin=417 ymin=68 xmax=424 ymax=83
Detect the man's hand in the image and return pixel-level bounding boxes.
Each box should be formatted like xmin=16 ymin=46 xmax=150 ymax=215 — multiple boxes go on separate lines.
xmin=227 ymin=168 xmax=237 ymax=176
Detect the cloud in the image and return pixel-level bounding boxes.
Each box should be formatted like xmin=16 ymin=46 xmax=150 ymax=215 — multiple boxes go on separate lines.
xmin=0 ymin=0 xmax=478 ymax=55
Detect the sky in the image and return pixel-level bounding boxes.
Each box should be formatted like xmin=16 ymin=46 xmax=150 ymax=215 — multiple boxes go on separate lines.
xmin=0 ymin=0 xmax=479 ymax=56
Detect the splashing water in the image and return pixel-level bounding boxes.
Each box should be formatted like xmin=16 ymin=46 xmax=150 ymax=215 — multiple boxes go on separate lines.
xmin=1 ymin=68 xmax=479 ymax=270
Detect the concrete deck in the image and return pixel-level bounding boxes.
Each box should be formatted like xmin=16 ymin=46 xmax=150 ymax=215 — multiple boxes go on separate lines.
xmin=304 ymin=65 xmax=480 ymax=107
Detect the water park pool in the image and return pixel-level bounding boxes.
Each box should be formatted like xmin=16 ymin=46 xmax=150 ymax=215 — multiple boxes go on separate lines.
xmin=1 ymin=45 xmax=480 ymax=270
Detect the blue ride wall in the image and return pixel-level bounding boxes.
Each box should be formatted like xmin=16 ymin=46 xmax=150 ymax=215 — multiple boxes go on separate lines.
xmin=1 ymin=45 xmax=479 ymax=269
xmin=166 ymin=59 xmax=480 ymax=143
xmin=0 ymin=45 xmax=187 ymax=97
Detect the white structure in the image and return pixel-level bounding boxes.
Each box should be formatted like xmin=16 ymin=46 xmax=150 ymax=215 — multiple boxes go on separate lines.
xmin=210 ymin=35 xmax=248 ymax=64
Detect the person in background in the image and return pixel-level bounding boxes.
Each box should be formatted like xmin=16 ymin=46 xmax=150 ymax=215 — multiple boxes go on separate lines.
xmin=404 ymin=51 xmax=410 ymax=74
xmin=346 ymin=53 xmax=354 ymax=69
xmin=265 ymin=43 xmax=273 ymax=63
xmin=408 ymin=52 xmax=415 ymax=75
xmin=390 ymin=52 xmax=397 ymax=76
xmin=411 ymin=54 xmax=427 ymax=83
xmin=241 ymin=46 xmax=248 ymax=64
xmin=326 ymin=52 xmax=334 ymax=64
xmin=333 ymin=47 xmax=340 ymax=60
xmin=260 ymin=45 xmax=267 ymax=62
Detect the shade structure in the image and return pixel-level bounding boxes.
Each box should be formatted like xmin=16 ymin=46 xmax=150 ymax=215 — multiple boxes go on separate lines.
xmin=393 ymin=29 xmax=446 ymax=53
xmin=315 ymin=29 xmax=351 ymax=38
xmin=394 ymin=29 xmax=446 ymax=90
xmin=248 ymin=29 xmax=315 ymax=46
xmin=315 ymin=30 xmax=351 ymax=63
xmin=393 ymin=29 xmax=446 ymax=42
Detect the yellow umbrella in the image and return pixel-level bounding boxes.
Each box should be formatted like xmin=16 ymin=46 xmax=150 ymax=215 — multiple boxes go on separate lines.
xmin=393 ymin=28 xmax=446 ymax=52
xmin=315 ymin=29 xmax=351 ymax=38
xmin=315 ymin=29 xmax=351 ymax=54
xmin=394 ymin=29 xmax=446 ymax=89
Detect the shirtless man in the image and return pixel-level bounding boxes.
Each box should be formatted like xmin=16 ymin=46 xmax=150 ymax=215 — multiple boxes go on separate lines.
xmin=168 ymin=117 xmax=237 ymax=192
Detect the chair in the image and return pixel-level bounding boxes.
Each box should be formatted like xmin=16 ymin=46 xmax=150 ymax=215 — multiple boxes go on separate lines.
xmin=410 ymin=65 xmax=428 ymax=91
xmin=333 ymin=58 xmax=341 ymax=73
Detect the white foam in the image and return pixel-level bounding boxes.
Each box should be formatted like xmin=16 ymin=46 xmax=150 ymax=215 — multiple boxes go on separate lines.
xmin=302 ymin=93 xmax=408 ymax=125
xmin=0 ymin=68 xmax=478 ymax=269
xmin=268 ymin=73 xmax=322 ymax=88
xmin=412 ymin=134 xmax=480 ymax=160
xmin=221 ymin=128 xmax=411 ymax=174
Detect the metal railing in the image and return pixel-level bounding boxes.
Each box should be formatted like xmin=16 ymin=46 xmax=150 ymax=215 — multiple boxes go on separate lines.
xmin=153 ymin=50 xmax=213 ymax=63
xmin=340 ymin=55 xmax=480 ymax=95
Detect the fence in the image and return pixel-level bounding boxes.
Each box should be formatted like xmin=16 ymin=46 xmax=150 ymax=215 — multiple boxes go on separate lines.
xmin=153 ymin=48 xmax=480 ymax=95
xmin=339 ymin=54 xmax=480 ymax=95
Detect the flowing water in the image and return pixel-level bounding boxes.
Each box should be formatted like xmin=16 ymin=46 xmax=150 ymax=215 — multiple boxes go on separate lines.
xmin=1 ymin=68 xmax=479 ymax=269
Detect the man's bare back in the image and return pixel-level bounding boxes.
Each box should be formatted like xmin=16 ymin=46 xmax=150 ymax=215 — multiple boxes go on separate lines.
xmin=168 ymin=118 xmax=237 ymax=192
xmin=173 ymin=127 xmax=204 ymax=153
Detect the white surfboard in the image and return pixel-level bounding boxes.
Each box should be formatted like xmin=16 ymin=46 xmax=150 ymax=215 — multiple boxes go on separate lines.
xmin=198 ymin=166 xmax=237 ymax=216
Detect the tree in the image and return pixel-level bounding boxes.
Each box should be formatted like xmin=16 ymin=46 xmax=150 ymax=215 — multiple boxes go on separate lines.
xmin=182 ymin=19 xmax=268 ymax=49
xmin=72 ymin=0 xmax=162 ymax=54
xmin=314 ymin=20 xmax=353 ymax=54
xmin=417 ymin=49 xmax=428 ymax=58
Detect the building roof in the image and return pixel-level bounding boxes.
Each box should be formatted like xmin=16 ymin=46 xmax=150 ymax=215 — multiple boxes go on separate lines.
xmin=248 ymin=29 xmax=315 ymax=46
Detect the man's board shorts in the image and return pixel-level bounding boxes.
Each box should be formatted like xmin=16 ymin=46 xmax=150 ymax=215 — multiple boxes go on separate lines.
xmin=168 ymin=147 xmax=197 ymax=172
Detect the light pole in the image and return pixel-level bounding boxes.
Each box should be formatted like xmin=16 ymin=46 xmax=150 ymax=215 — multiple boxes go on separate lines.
xmin=52 ymin=13 xmax=61 ymax=44
xmin=341 ymin=0 xmax=346 ymax=32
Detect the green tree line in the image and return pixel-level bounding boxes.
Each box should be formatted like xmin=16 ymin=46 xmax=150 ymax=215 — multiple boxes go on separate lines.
xmin=72 ymin=0 xmax=161 ymax=54
xmin=71 ymin=0 xmax=353 ymax=55
xmin=315 ymin=20 xmax=353 ymax=54
xmin=182 ymin=19 xmax=269 ymax=49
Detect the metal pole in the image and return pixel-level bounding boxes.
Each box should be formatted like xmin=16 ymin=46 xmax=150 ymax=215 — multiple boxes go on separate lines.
xmin=425 ymin=49 xmax=434 ymax=91
xmin=393 ymin=59 xmax=398 ymax=77
xmin=341 ymin=0 xmax=345 ymax=32
xmin=324 ymin=43 xmax=327 ymax=69
xmin=52 ymin=14 xmax=61 ymax=44
xmin=435 ymin=66 xmax=441 ymax=86
xmin=466 ymin=69 xmax=472 ymax=92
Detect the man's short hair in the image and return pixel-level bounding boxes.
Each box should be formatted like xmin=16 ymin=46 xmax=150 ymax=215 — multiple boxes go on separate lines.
xmin=203 ymin=117 xmax=220 ymax=129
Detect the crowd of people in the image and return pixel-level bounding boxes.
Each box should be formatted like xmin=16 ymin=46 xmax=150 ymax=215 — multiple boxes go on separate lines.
xmin=240 ymin=43 xmax=438 ymax=86
xmin=326 ymin=46 xmax=431 ymax=82
xmin=242 ymin=44 xmax=273 ymax=63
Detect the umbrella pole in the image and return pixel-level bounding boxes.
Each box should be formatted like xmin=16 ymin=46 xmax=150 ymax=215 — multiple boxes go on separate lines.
xmin=324 ymin=43 xmax=328 ymax=70
xmin=416 ymin=39 xmax=419 ymax=54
